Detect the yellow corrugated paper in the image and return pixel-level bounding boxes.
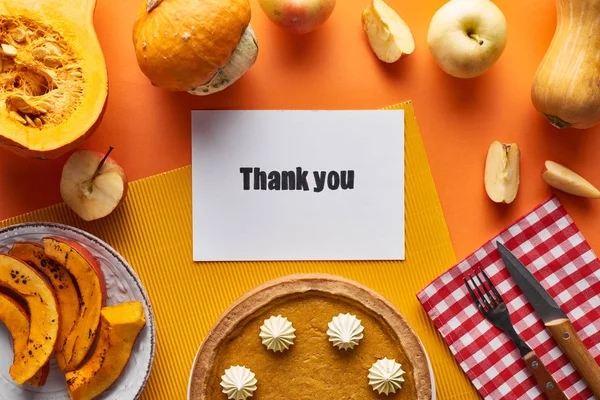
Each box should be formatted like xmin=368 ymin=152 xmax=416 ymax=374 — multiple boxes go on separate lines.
xmin=0 ymin=102 xmax=477 ymax=399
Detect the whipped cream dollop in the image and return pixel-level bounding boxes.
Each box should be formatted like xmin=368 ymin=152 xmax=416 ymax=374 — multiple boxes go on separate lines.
xmin=220 ymin=366 xmax=257 ymax=400
xmin=327 ymin=313 xmax=364 ymax=350
xmin=368 ymin=358 xmax=405 ymax=395
xmin=259 ymin=315 xmax=296 ymax=352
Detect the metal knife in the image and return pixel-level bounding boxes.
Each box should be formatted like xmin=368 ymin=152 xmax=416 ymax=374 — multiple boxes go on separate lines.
xmin=497 ymin=241 xmax=600 ymax=398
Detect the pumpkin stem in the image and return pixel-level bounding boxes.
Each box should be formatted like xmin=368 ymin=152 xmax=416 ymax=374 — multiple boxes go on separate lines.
xmin=544 ymin=114 xmax=572 ymax=129
xmin=146 ymin=0 xmax=164 ymax=12
xmin=92 ymin=146 xmax=114 ymax=181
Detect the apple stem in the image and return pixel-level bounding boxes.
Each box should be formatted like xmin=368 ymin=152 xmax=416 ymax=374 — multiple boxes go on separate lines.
xmin=92 ymin=146 xmax=114 ymax=181
xmin=469 ymin=33 xmax=484 ymax=46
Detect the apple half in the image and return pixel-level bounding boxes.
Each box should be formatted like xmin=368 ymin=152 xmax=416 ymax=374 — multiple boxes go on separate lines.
xmin=542 ymin=161 xmax=600 ymax=198
xmin=362 ymin=0 xmax=415 ymax=63
xmin=0 ymin=292 xmax=50 ymax=387
xmin=44 ymin=237 xmax=106 ymax=371
xmin=0 ymin=255 xmax=59 ymax=384
xmin=9 ymin=242 xmax=81 ymax=364
xmin=484 ymin=141 xmax=520 ymax=204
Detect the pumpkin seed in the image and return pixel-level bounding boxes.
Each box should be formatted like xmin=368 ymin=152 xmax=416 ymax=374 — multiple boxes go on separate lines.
xmin=43 ymin=56 xmax=61 ymax=68
xmin=24 ymin=114 xmax=34 ymax=126
xmin=33 ymin=117 xmax=43 ymax=127
xmin=38 ymin=101 xmax=52 ymax=112
xmin=9 ymin=111 xmax=26 ymax=125
xmin=32 ymin=47 xmax=49 ymax=60
xmin=45 ymin=43 xmax=62 ymax=56
xmin=11 ymin=28 xmax=26 ymax=43
xmin=1 ymin=44 xmax=17 ymax=57
xmin=71 ymin=71 xmax=82 ymax=78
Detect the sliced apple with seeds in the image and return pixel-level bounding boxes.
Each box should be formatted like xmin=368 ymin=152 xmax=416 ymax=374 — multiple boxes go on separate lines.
xmin=0 ymin=292 xmax=50 ymax=387
xmin=66 ymin=302 xmax=146 ymax=400
xmin=484 ymin=141 xmax=520 ymax=204
xmin=9 ymin=242 xmax=81 ymax=367
xmin=542 ymin=161 xmax=600 ymax=198
xmin=61 ymin=146 xmax=128 ymax=222
xmin=0 ymin=255 xmax=59 ymax=384
xmin=362 ymin=0 xmax=415 ymax=63
xmin=44 ymin=237 xmax=106 ymax=372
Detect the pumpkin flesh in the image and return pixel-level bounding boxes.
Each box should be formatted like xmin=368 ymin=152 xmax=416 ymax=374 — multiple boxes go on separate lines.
xmin=0 ymin=255 xmax=59 ymax=384
xmin=0 ymin=0 xmax=107 ymax=158
xmin=66 ymin=302 xmax=146 ymax=400
xmin=531 ymin=0 xmax=600 ymax=129
xmin=9 ymin=242 xmax=80 ymax=367
xmin=44 ymin=237 xmax=106 ymax=372
xmin=0 ymin=292 xmax=50 ymax=387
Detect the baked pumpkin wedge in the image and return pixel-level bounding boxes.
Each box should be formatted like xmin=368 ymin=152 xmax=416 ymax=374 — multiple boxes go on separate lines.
xmin=9 ymin=241 xmax=81 ymax=366
xmin=0 ymin=292 xmax=50 ymax=387
xmin=0 ymin=0 xmax=108 ymax=159
xmin=44 ymin=237 xmax=106 ymax=371
xmin=66 ymin=302 xmax=146 ymax=400
xmin=0 ymin=255 xmax=59 ymax=384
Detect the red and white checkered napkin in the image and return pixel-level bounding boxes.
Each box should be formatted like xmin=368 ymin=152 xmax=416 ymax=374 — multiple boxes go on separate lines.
xmin=417 ymin=197 xmax=600 ymax=400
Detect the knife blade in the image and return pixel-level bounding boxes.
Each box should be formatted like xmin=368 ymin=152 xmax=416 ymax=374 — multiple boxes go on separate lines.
xmin=497 ymin=241 xmax=600 ymax=398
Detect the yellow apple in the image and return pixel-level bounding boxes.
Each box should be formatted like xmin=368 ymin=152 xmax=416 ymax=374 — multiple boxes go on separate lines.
xmin=362 ymin=0 xmax=415 ymax=63
xmin=484 ymin=141 xmax=520 ymax=204
xmin=542 ymin=161 xmax=600 ymax=198
xmin=61 ymin=147 xmax=128 ymax=221
xmin=427 ymin=0 xmax=507 ymax=78
xmin=258 ymin=0 xmax=336 ymax=35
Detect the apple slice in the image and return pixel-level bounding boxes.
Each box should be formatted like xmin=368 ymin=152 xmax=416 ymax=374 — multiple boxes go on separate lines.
xmin=484 ymin=141 xmax=520 ymax=203
xmin=44 ymin=237 xmax=106 ymax=371
xmin=362 ymin=0 xmax=415 ymax=63
xmin=0 ymin=292 xmax=50 ymax=387
xmin=9 ymin=242 xmax=81 ymax=365
xmin=542 ymin=161 xmax=600 ymax=198
xmin=61 ymin=146 xmax=128 ymax=221
xmin=66 ymin=302 xmax=146 ymax=400
xmin=0 ymin=255 xmax=59 ymax=384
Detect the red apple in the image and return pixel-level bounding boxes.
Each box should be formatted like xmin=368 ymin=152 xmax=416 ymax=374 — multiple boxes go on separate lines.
xmin=60 ymin=147 xmax=128 ymax=221
xmin=258 ymin=0 xmax=336 ymax=34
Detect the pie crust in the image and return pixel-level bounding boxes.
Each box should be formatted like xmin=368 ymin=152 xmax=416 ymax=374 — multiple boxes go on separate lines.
xmin=188 ymin=274 xmax=432 ymax=399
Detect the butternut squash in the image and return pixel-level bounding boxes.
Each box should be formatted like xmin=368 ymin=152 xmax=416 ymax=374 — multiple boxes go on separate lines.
xmin=532 ymin=0 xmax=600 ymax=129
xmin=0 ymin=0 xmax=108 ymax=159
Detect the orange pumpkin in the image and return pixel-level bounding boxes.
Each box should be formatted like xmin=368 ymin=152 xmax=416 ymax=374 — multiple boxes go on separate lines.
xmin=132 ymin=0 xmax=254 ymax=93
xmin=0 ymin=0 xmax=108 ymax=159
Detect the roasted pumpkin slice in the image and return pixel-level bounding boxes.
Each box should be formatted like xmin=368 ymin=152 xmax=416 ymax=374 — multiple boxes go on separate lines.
xmin=66 ymin=302 xmax=146 ymax=400
xmin=0 ymin=255 xmax=59 ymax=384
xmin=9 ymin=242 xmax=80 ymax=368
xmin=0 ymin=0 xmax=108 ymax=159
xmin=0 ymin=292 xmax=50 ymax=387
xmin=44 ymin=237 xmax=105 ymax=371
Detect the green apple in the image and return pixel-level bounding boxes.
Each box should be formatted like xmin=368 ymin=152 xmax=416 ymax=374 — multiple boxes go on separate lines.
xmin=427 ymin=0 xmax=507 ymax=78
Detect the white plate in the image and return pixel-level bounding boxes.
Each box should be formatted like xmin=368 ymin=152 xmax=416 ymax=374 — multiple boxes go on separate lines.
xmin=0 ymin=223 xmax=156 ymax=400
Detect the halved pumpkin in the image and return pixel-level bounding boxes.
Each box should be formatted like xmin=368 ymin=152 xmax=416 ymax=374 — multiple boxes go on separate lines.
xmin=0 ymin=0 xmax=108 ymax=159
xmin=0 ymin=291 xmax=50 ymax=387
xmin=44 ymin=237 xmax=106 ymax=371
xmin=66 ymin=302 xmax=146 ymax=400
xmin=9 ymin=241 xmax=80 ymax=368
xmin=0 ymin=255 xmax=59 ymax=384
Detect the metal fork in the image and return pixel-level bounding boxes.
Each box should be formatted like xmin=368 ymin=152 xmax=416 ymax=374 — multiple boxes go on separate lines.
xmin=465 ymin=268 xmax=567 ymax=400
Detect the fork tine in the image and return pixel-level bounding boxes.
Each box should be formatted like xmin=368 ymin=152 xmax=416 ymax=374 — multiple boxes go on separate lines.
xmin=474 ymin=271 xmax=497 ymax=307
xmin=469 ymin=274 xmax=490 ymax=311
xmin=480 ymin=268 xmax=503 ymax=303
xmin=464 ymin=278 xmax=484 ymax=313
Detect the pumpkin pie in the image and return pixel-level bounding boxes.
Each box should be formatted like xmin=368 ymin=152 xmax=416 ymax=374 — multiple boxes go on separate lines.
xmin=188 ymin=274 xmax=432 ymax=399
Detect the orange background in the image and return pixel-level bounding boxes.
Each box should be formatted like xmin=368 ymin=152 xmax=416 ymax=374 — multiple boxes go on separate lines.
xmin=1 ymin=0 xmax=600 ymax=263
